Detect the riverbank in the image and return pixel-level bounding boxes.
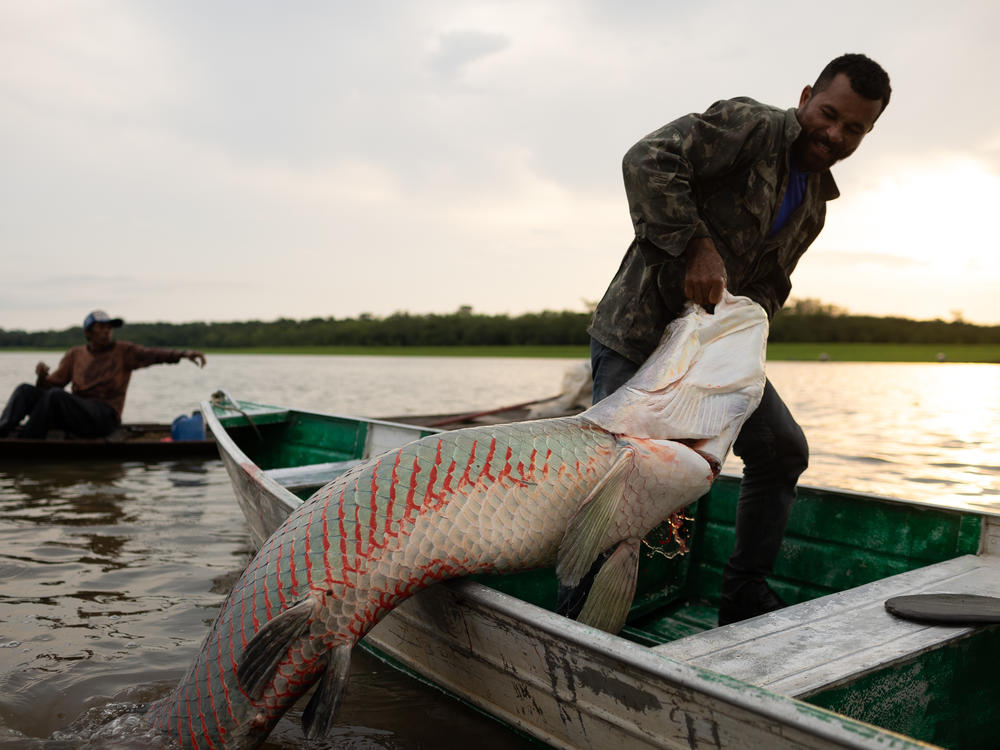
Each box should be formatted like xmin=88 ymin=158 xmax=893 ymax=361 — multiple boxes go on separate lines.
xmin=766 ymin=342 xmax=1000 ymax=363
xmin=3 ymin=342 xmax=999 ymax=361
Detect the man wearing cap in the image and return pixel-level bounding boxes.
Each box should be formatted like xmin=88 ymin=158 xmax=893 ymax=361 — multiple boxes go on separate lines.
xmin=0 ymin=310 xmax=206 ymax=439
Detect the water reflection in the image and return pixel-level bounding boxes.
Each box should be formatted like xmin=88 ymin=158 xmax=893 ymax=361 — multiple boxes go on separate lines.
xmin=741 ymin=362 xmax=1000 ymax=509
xmin=0 ymin=463 xmax=129 ymax=527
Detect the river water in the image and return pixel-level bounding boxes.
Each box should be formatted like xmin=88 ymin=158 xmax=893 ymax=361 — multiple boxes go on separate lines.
xmin=0 ymin=352 xmax=998 ymax=748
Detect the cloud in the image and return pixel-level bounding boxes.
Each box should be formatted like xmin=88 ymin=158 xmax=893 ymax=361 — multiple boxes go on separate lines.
xmin=425 ymin=29 xmax=510 ymax=81
xmin=2 ymin=1 xmax=1000 ymax=329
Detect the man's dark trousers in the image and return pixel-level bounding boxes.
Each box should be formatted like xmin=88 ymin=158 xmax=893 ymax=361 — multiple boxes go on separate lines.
xmin=556 ymin=339 xmax=808 ymax=619
xmin=0 ymin=384 xmax=118 ymax=439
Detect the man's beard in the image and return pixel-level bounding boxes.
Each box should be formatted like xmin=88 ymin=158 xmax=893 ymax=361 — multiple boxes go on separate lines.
xmin=795 ymin=132 xmax=845 ymax=172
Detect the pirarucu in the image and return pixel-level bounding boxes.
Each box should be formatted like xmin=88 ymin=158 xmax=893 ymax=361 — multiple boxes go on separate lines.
xmin=148 ymin=292 xmax=768 ymax=749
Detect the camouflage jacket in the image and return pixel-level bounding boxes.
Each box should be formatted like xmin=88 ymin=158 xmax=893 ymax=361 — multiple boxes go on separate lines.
xmin=588 ymin=97 xmax=840 ymax=364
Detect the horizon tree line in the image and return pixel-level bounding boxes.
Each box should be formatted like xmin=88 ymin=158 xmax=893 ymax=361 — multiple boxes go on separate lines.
xmin=1 ymin=299 xmax=998 ymax=349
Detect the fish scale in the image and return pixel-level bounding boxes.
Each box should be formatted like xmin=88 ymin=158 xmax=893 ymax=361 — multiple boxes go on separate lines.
xmin=149 ymin=417 xmax=633 ymax=748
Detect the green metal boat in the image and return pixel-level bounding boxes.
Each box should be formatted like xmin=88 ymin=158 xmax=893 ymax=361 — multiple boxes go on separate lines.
xmin=203 ymin=395 xmax=1000 ymax=750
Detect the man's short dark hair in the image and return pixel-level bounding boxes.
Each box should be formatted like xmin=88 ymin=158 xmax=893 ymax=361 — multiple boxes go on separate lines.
xmin=815 ymin=53 xmax=891 ymax=118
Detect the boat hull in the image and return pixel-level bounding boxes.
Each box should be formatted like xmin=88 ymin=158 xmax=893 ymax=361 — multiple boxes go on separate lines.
xmin=202 ymin=398 xmax=998 ymax=750
xmin=0 ymin=423 xmax=216 ymax=462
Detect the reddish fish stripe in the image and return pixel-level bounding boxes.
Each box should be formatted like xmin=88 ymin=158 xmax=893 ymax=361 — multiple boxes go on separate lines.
xmin=194 ymin=662 xmax=216 ymax=750
xmin=349 ymin=473 xmax=364 ymax=562
xmin=424 ymin=439 xmax=443 ymax=503
xmin=404 ymin=454 xmax=421 ymax=522
xmin=442 ymin=459 xmax=457 ymax=496
xmin=173 ymin=689 xmax=182 ymax=746
xmin=215 ymin=622 xmax=236 ymax=723
xmin=368 ymin=458 xmax=381 ymax=549
xmin=498 ymin=445 xmax=514 ymax=485
xmin=331 ymin=485 xmax=346 ymax=584
xmin=478 ymin=438 xmax=497 ymax=482
xmin=353 ymin=499 xmax=363 ymax=561
xmin=287 ymin=536 xmax=299 ymax=593
xmin=337 ymin=481 xmax=350 ymax=571
xmin=303 ymin=509 xmax=314 ymax=588
xmin=274 ymin=543 xmax=287 ymax=610
xmin=266 ymin=535 xmax=283 ymax=630
xmin=459 ymin=439 xmax=478 ymax=489
xmin=237 ymin=576 xmax=249 ymax=650
xmin=185 ymin=680 xmax=198 ymax=749
xmin=342 ymin=480 xmax=361 ymax=573
xmin=383 ymin=449 xmax=402 ymax=540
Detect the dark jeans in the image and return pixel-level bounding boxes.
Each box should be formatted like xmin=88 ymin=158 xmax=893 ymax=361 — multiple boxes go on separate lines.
xmin=558 ymin=340 xmax=807 ymax=616
xmin=0 ymin=384 xmax=119 ymax=439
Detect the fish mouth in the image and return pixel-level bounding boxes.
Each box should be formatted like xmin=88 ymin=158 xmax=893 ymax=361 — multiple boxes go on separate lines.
xmin=672 ymin=438 xmax=721 ymax=478
xmin=652 ymin=438 xmax=722 ymax=481
xmin=654 ymin=438 xmax=722 ymax=482
xmin=695 ymin=450 xmax=722 ymax=479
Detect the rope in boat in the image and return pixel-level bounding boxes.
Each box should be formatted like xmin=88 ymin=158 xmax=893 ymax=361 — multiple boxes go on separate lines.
xmin=210 ymin=389 xmax=263 ymax=441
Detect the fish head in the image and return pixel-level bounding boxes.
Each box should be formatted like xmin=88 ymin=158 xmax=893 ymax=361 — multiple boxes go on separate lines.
xmin=582 ymin=293 xmax=768 ymax=470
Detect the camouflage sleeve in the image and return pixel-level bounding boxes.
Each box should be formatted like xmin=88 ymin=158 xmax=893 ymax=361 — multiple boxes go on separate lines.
xmin=622 ymin=97 xmax=780 ymax=261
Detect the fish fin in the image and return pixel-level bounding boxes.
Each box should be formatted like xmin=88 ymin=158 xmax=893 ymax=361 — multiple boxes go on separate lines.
xmin=576 ymin=538 xmax=640 ymax=634
xmin=556 ymin=447 xmax=633 ymax=588
xmin=301 ymin=643 xmax=352 ymax=738
xmin=237 ymin=597 xmax=315 ymax=699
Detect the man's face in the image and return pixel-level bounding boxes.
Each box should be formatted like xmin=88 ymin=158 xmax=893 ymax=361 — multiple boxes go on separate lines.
xmin=84 ymin=322 xmax=114 ymax=347
xmin=793 ymin=72 xmax=883 ymax=172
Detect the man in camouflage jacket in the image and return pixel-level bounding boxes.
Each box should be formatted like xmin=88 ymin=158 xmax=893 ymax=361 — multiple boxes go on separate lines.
xmin=580 ymin=54 xmax=891 ymax=626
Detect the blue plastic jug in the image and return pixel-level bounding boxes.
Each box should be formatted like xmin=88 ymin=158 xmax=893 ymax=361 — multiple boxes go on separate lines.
xmin=171 ymin=411 xmax=205 ymax=441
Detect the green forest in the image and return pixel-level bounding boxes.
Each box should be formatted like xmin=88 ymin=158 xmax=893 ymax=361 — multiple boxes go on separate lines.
xmin=2 ymin=299 xmax=999 ymax=351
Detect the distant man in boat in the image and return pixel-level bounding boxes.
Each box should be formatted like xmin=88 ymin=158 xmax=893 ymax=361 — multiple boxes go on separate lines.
xmin=0 ymin=310 xmax=207 ymax=440
xmin=581 ymin=53 xmax=892 ymax=626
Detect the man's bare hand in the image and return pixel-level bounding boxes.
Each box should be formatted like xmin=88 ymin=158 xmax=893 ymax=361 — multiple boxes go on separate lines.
xmin=35 ymin=362 xmax=50 ymax=378
xmin=684 ymin=236 xmax=727 ymax=307
xmin=182 ymin=350 xmax=207 ymax=368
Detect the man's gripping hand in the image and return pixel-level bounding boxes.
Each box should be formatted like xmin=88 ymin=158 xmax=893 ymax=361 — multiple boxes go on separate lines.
xmin=684 ymin=236 xmax=727 ymax=307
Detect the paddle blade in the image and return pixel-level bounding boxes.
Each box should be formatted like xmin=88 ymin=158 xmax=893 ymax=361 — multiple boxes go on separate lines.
xmin=885 ymin=593 xmax=1000 ymax=625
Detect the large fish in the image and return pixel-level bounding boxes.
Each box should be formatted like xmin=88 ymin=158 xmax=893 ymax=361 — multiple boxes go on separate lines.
xmin=147 ymin=292 xmax=767 ymax=749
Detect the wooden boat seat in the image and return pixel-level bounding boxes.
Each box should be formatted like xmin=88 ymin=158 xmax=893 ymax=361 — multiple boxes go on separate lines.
xmin=264 ymin=460 xmax=362 ymax=493
xmin=651 ymin=551 xmax=1000 ymax=698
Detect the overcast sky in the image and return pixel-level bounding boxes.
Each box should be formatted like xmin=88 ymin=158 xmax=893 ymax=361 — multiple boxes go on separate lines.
xmin=3 ymin=0 xmax=999 ymax=332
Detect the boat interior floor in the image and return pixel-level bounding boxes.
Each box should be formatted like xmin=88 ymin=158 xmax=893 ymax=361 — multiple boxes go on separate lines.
xmin=651 ymin=550 xmax=1000 ymax=700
